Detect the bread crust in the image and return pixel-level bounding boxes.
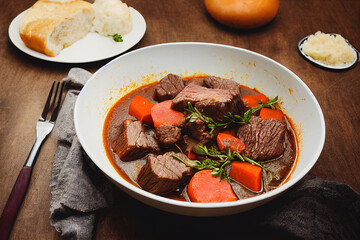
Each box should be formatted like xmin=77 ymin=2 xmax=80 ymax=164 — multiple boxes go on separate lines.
xmin=19 ymin=0 xmax=94 ymax=57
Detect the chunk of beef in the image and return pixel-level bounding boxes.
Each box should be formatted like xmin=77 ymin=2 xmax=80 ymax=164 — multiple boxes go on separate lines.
xmin=185 ymin=118 xmax=216 ymax=142
xmin=237 ymin=116 xmax=286 ymax=161
xmin=241 ymin=87 xmax=260 ymax=98
xmin=155 ymin=124 xmax=182 ymax=146
xmin=111 ymin=119 xmax=160 ymax=162
xmin=172 ymin=82 xmax=242 ymax=120
xmin=137 ymin=152 xmax=194 ymax=195
xmin=203 ymin=76 xmax=245 ymax=110
xmin=153 ymin=74 xmax=185 ymax=101
xmin=185 ymin=77 xmax=204 ymax=86
xmin=203 ymin=76 xmax=242 ymax=93
xmin=177 ymin=135 xmax=198 ymax=155
xmin=261 ymin=130 xmax=297 ymax=190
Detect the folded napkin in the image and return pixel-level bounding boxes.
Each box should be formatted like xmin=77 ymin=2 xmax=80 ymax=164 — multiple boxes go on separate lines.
xmin=50 ymin=68 xmax=114 ymax=240
xmin=49 ymin=68 xmax=360 ymax=240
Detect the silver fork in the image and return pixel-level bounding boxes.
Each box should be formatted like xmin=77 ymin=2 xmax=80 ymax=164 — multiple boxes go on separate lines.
xmin=0 ymin=81 xmax=64 ymax=240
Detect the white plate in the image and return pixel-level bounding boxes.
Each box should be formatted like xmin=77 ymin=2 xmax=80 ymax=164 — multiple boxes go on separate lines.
xmin=8 ymin=7 xmax=146 ymax=63
xmin=298 ymin=34 xmax=359 ymax=70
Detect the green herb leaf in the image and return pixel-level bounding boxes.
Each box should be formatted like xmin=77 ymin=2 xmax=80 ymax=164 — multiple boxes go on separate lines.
xmin=187 ymin=113 xmax=198 ymax=123
xmin=193 ymin=145 xmax=231 ymax=160
xmin=112 ymin=33 xmax=123 ymax=42
xmin=192 ymin=145 xmax=208 ymax=156
xmin=249 ymin=96 xmax=279 ymax=114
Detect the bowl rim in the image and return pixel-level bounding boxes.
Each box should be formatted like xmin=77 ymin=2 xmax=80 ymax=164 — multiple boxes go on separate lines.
xmin=74 ymin=42 xmax=326 ymax=210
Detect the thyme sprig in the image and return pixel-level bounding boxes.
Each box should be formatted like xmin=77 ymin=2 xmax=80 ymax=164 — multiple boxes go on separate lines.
xmin=222 ymin=96 xmax=279 ymax=125
xmin=193 ymin=145 xmax=279 ymax=180
xmin=171 ymin=154 xmax=231 ymax=180
xmin=184 ymin=96 xmax=279 ymax=134
xmin=184 ymin=102 xmax=219 ymax=135
xmin=193 ymin=145 xmax=232 ymax=160
xmin=172 ymin=144 xmax=279 ymax=181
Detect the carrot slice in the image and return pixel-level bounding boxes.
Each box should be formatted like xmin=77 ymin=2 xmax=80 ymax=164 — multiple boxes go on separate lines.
xmin=217 ymin=132 xmax=246 ymax=153
xmin=230 ymin=162 xmax=262 ymax=191
xmin=260 ymin=108 xmax=284 ymax=121
xmin=242 ymin=93 xmax=269 ymax=108
xmin=187 ymin=170 xmax=238 ymax=203
xmin=128 ymin=96 xmax=155 ymax=125
xmin=150 ymin=100 xmax=184 ymax=128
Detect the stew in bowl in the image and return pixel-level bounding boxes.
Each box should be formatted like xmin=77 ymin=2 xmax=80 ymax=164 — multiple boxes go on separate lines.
xmin=74 ymin=42 xmax=325 ymax=216
xmin=103 ymin=74 xmax=298 ymax=203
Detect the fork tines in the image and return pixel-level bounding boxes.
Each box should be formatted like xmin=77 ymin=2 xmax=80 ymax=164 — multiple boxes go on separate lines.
xmin=40 ymin=81 xmax=64 ymax=121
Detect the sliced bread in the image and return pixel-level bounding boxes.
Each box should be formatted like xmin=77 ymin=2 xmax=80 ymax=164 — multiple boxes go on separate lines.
xmin=19 ymin=0 xmax=94 ymax=57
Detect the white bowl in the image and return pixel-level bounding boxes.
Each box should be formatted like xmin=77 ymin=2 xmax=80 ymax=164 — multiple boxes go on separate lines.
xmin=74 ymin=42 xmax=325 ymax=216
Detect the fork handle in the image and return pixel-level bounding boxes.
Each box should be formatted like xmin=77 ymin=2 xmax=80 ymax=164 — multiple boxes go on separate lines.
xmin=0 ymin=167 xmax=32 ymax=240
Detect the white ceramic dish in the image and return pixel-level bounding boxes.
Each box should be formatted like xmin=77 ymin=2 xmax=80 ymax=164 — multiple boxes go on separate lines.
xmin=8 ymin=7 xmax=146 ymax=63
xmin=74 ymin=42 xmax=326 ymax=216
xmin=298 ymin=34 xmax=359 ymax=70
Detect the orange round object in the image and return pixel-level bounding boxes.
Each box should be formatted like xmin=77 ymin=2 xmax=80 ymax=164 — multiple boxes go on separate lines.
xmin=204 ymin=0 xmax=280 ymax=29
xmin=187 ymin=170 xmax=238 ymax=203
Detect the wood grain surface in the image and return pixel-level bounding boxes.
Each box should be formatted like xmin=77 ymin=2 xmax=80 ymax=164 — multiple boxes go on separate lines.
xmin=0 ymin=0 xmax=359 ymax=239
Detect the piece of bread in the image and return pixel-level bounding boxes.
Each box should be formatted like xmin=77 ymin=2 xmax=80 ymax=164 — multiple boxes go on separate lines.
xmin=92 ymin=0 xmax=132 ymax=36
xmin=19 ymin=0 xmax=94 ymax=57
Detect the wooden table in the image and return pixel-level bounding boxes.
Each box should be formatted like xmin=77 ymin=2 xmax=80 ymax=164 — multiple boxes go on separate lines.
xmin=1 ymin=0 xmax=359 ymax=239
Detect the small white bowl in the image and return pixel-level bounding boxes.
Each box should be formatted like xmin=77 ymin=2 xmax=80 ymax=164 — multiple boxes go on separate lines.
xmin=298 ymin=34 xmax=359 ymax=70
xmin=74 ymin=42 xmax=325 ymax=216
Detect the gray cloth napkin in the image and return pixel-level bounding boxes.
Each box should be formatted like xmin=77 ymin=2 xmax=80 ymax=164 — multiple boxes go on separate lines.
xmin=50 ymin=68 xmax=113 ymax=240
xmin=49 ymin=68 xmax=360 ymax=240
xmin=140 ymin=175 xmax=360 ymax=240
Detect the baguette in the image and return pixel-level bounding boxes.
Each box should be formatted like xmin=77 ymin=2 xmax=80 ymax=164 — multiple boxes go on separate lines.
xmin=19 ymin=0 xmax=94 ymax=57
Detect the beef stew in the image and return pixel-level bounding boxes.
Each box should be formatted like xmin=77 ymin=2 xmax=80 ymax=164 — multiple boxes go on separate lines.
xmin=103 ymin=74 xmax=298 ymax=202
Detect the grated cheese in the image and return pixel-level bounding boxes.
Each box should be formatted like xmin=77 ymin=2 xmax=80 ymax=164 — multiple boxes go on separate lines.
xmin=302 ymin=31 xmax=356 ymax=66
